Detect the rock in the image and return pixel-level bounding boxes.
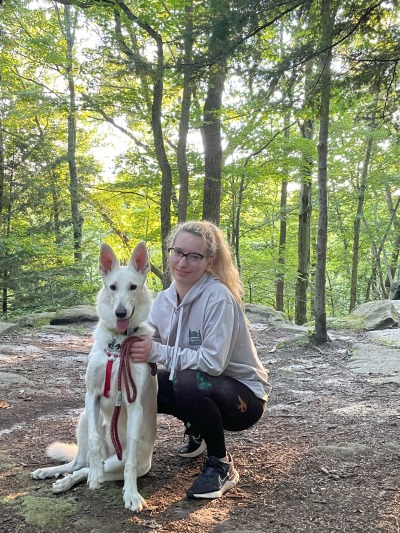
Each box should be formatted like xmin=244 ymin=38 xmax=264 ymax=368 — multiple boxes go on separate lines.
xmin=347 ymin=342 xmax=400 ymax=383
xmin=383 ymin=442 xmax=400 ymax=453
xmin=315 ymin=442 xmax=370 ymax=458
xmin=0 ymin=322 xmax=18 ymax=335
xmin=50 ymin=305 xmax=98 ymax=325
xmin=367 ymin=328 xmax=400 ymax=347
xmin=390 ymin=280 xmax=400 ymax=299
xmin=245 ymin=304 xmax=289 ymax=325
xmin=0 ymin=371 xmax=31 ymax=386
xmin=17 ymin=312 xmax=56 ymax=328
xmin=350 ymin=300 xmax=398 ymax=330
xmin=325 ymin=315 xmax=365 ymax=330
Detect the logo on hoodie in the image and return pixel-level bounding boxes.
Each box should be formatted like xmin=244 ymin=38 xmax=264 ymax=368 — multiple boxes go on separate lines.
xmin=188 ymin=329 xmax=202 ymax=346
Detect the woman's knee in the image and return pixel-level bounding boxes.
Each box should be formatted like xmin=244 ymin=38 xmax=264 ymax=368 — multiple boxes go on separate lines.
xmin=174 ymin=369 xmax=212 ymax=398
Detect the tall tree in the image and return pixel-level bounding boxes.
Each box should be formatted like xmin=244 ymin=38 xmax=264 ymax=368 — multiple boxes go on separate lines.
xmin=176 ymin=1 xmax=193 ymax=223
xmin=295 ymin=118 xmax=314 ymax=324
xmin=313 ymin=0 xmax=337 ymax=344
xmin=276 ymin=113 xmax=289 ymax=312
xmin=349 ymin=87 xmax=379 ymax=311
xmin=57 ymin=4 xmax=84 ymax=261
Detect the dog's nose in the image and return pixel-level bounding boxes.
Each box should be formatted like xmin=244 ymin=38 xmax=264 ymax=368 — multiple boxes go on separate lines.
xmin=115 ymin=309 xmax=127 ymax=319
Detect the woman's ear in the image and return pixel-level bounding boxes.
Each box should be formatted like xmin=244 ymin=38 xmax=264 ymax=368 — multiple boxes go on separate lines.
xmin=206 ymin=256 xmax=215 ymax=268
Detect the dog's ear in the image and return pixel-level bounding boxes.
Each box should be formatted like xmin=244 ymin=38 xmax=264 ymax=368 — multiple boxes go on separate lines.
xmin=130 ymin=241 xmax=150 ymax=275
xmin=99 ymin=243 xmax=119 ymax=277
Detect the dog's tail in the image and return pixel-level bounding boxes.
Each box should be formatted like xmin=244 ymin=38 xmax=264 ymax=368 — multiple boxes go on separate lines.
xmin=47 ymin=442 xmax=77 ymax=462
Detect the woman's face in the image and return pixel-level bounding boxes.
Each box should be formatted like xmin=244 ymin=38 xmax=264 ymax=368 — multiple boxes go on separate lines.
xmin=169 ymin=231 xmax=212 ymax=290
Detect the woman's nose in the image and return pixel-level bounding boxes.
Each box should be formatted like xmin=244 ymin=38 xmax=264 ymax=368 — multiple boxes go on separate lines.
xmin=178 ymin=254 xmax=189 ymax=264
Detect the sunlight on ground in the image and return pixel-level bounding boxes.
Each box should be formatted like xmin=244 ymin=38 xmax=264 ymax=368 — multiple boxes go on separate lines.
xmin=378 ymin=490 xmax=400 ymax=533
xmin=2 ymin=490 xmax=29 ymax=502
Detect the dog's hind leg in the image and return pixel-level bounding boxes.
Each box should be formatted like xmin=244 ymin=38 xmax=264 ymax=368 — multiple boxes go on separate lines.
xmin=51 ymin=461 xmax=126 ymax=493
xmin=103 ymin=453 xmax=125 ymax=479
xmin=51 ymin=468 xmax=90 ymax=493
xmin=86 ymin=393 xmax=105 ymax=489
xmin=32 ymin=411 xmax=89 ymax=481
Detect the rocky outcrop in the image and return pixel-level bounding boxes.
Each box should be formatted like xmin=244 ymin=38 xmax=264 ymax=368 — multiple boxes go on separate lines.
xmin=326 ymin=300 xmax=399 ymax=331
xmin=1 ymin=300 xmax=399 ymax=336
xmin=350 ymin=300 xmax=398 ymax=330
xmin=49 ymin=305 xmax=98 ymax=325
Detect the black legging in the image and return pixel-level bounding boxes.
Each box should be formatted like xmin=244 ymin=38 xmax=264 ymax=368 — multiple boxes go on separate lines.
xmin=157 ymin=368 xmax=266 ymax=459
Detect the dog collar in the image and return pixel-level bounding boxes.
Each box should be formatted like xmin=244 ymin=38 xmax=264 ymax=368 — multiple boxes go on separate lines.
xmin=109 ymin=325 xmax=139 ymax=336
xmin=103 ymin=327 xmax=141 ymax=398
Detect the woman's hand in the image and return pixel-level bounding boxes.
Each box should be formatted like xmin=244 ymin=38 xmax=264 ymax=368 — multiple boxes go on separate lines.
xmin=128 ymin=335 xmax=152 ymax=363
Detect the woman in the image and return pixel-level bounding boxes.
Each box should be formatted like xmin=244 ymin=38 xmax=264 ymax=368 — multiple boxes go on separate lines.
xmin=129 ymin=220 xmax=271 ymax=500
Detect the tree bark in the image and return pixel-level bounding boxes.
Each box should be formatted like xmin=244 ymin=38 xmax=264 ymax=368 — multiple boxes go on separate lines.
xmin=314 ymin=0 xmax=336 ymax=344
xmin=62 ymin=5 xmax=83 ymax=262
xmin=152 ymin=38 xmax=172 ymax=286
xmin=349 ymin=89 xmax=378 ymax=311
xmin=201 ymin=59 xmax=227 ymax=224
xmin=276 ymin=113 xmax=290 ymax=312
xmin=295 ymin=118 xmax=313 ymax=324
xmin=384 ymin=185 xmax=400 ymax=288
xmin=176 ymin=2 xmax=193 ymax=223
xmin=201 ymin=0 xmax=230 ymax=224
xmin=0 ymin=114 xmax=4 ymax=217
xmin=111 ymin=1 xmax=173 ymax=286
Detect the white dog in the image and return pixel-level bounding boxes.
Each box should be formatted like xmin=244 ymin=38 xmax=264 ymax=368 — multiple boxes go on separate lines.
xmin=32 ymin=242 xmax=157 ymax=512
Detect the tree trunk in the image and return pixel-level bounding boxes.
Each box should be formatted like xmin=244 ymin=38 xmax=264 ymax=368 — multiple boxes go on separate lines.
xmin=0 ymin=114 xmax=4 ymax=217
xmin=384 ymin=185 xmax=400 ymax=288
xmin=2 ymin=179 xmax=12 ymax=316
xmin=276 ymin=113 xmax=290 ymax=312
xmin=349 ymin=89 xmax=379 ymax=311
xmin=201 ymin=59 xmax=227 ymax=224
xmin=109 ymin=1 xmax=173 ymax=286
xmin=295 ymin=119 xmax=313 ymax=325
xmin=314 ymin=0 xmax=335 ymax=344
xmin=176 ymin=2 xmax=193 ymax=223
xmin=151 ymin=37 xmax=173 ymax=286
xmin=63 ymin=6 xmax=83 ymax=262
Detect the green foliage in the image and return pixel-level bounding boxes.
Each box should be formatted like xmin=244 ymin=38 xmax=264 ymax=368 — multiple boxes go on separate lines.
xmin=1 ymin=0 xmax=399 ymax=323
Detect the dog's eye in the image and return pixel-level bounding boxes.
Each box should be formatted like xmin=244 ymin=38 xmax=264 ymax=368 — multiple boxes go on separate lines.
xmin=130 ymin=284 xmax=137 ymax=290
xmin=109 ymin=284 xmax=117 ymax=291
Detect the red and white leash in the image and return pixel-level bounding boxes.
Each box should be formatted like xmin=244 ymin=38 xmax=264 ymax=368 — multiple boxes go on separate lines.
xmin=104 ymin=336 xmax=157 ymax=461
xmin=110 ymin=336 xmax=139 ymax=460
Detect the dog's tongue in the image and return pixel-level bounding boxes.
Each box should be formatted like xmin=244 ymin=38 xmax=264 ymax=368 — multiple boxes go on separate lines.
xmin=116 ymin=319 xmax=130 ymax=333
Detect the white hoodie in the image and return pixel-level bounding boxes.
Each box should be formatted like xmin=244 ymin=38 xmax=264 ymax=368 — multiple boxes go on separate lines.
xmin=147 ymin=273 xmax=271 ymax=401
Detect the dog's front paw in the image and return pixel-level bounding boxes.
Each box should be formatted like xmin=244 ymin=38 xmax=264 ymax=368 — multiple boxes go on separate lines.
xmin=87 ymin=466 xmax=104 ymax=489
xmin=123 ymin=491 xmax=147 ymax=513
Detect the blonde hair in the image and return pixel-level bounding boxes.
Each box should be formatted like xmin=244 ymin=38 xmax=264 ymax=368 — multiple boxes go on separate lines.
xmin=168 ymin=220 xmax=244 ymax=307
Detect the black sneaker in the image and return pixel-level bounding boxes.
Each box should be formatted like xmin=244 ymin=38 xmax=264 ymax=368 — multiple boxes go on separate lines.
xmin=186 ymin=453 xmax=239 ymax=499
xmin=178 ymin=433 xmax=207 ymax=458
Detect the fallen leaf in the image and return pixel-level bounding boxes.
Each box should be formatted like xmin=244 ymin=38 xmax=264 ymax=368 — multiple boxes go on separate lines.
xmin=0 ymin=400 xmax=11 ymax=409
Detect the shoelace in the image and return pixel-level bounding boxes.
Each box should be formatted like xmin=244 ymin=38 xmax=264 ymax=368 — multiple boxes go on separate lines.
xmin=202 ymin=458 xmax=227 ymax=477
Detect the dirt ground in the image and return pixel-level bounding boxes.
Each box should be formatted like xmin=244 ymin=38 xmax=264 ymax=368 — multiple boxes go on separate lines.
xmin=1 ymin=321 xmax=400 ymax=533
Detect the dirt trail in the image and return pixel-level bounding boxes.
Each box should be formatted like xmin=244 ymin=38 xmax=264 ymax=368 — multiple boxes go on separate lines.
xmin=1 ymin=322 xmax=400 ymax=532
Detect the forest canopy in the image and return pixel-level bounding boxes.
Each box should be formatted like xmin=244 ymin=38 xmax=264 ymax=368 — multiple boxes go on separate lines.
xmin=1 ymin=0 xmax=399 ymax=338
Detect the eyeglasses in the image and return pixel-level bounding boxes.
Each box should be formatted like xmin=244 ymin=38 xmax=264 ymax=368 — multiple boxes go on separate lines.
xmin=168 ymin=247 xmax=205 ymax=263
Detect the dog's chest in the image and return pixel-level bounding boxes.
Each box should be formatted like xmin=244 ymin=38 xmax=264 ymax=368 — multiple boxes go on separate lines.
xmin=86 ymin=335 xmax=124 ymax=393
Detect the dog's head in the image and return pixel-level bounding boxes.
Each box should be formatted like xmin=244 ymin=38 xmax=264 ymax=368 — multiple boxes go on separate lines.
xmin=97 ymin=242 xmax=152 ymax=333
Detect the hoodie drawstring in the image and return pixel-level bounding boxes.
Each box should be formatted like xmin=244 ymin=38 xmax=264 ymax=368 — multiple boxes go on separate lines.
xmin=169 ymin=306 xmax=183 ymax=381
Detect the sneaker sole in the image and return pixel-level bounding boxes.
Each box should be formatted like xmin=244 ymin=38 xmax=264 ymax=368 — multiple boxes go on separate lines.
xmin=178 ymin=439 xmax=207 ymax=458
xmin=187 ymin=469 xmax=239 ymax=499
